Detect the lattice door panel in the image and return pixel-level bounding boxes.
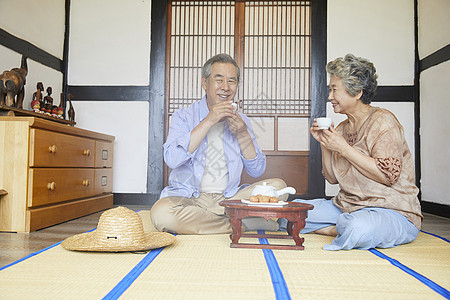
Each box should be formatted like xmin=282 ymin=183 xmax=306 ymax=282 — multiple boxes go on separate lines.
xmin=243 ymin=1 xmax=310 ymax=116
xmin=168 ymin=1 xmax=236 ymax=114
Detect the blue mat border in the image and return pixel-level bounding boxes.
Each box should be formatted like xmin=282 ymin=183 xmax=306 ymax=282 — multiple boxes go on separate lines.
xmin=0 ymin=227 xmax=96 ymax=272
xmin=258 ymin=230 xmax=292 ymax=300
xmin=369 ymin=230 xmax=450 ymax=299
xmin=102 ymin=246 xmax=167 ymax=300
xmin=421 ymin=230 xmax=450 ymax=243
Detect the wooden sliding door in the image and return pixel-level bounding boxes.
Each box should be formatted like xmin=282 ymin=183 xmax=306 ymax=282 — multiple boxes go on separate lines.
xmin=165 ymin=1 xmax=311 ymax=194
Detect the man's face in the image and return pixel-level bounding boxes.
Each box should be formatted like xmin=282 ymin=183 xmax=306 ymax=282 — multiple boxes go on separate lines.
xmin=202 ymin=62 xmax=238 ymax=109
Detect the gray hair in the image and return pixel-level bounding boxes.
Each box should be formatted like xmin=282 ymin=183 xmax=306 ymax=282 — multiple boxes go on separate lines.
xmin=326 ymin=54 xmax=378 ymax=104
xmin=202 ymin=53 xmax=240 ymax=82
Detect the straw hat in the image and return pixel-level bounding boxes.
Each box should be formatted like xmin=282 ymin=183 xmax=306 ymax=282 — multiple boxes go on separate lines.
xmin=61 ymin=206 xmax=176 ymax=252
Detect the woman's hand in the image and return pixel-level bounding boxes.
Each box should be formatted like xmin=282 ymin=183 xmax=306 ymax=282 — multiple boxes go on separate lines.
xmin=310 ymin=119 xmax=349 ymax=154
xmin=310 ymin=118 xmax=326 ymax=143
xmin=320 ymin=126 xmax=349 ymax=153
xmin=311 ymin=119 xmax=389 ymax=185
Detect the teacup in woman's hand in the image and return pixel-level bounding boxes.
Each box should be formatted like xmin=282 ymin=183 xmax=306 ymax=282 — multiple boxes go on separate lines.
xmin=316 ymin=117 xmax=332 ymax=129
xmin=231 ymin=102 xmax=238 ymax=112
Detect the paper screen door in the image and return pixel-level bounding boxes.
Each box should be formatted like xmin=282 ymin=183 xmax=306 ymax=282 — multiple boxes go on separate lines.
xmin=165 ymin=1 xmax=311 ymax=194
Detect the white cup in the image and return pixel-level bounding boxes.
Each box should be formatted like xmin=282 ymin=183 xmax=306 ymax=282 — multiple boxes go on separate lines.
xmin=316 ymin=117 xmax=332 ymax=129
xmin=231 ymin=102 xmax=238 ymax=112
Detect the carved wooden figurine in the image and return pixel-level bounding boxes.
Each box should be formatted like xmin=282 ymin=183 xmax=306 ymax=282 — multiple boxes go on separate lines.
xmin=0 ymin=56 xmax=28 ymax=108
xmin=31 ymin=82 xmax=45 ymax=111
xmin=44 ymin=87 xmax=54 ymax=106
xmin=67 ymin=93 xmax=75 ymax=123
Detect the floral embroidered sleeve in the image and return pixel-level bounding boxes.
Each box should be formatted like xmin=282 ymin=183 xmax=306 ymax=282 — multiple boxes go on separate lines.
xmin=375 ymin=157 xmax=402 ymax=186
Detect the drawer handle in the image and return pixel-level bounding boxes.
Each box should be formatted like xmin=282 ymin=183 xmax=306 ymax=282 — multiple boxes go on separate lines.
xmin=83 ymin=149 xmax=91 ymax=156
xmin=82 ymin=179 xmax=90 ymax=186
xmin=47 ymin=182 xmax=56 ymax=191
xmin=48 ymin=145 xmax=57 ymax=153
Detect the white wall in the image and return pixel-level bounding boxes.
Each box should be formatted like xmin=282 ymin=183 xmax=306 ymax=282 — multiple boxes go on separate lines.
xmin=0 ymin=0 xmax=65 ymax=59
xmin=68 ymin=0 xmax=150 ymax=85
xmin=418 ymin=0 xmax=450 ymax=205
xmin=326 ymin=0 xmax=416 ymax=196
xmin=327 ymin=0 xmax=414 ymax=86
xmin=68 ymin=0 xmax=151 ymax=193
xmin=418 ymin=0 xmax=450 ymax=58
xmin=70 ymin=101 xmax=149 ymax=193
xmin=0 ymin=0 xmax=64 ymax=110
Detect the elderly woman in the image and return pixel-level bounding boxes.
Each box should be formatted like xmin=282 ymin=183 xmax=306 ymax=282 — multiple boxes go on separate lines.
xmin=280 ymin=54 xmax=422 ymax=250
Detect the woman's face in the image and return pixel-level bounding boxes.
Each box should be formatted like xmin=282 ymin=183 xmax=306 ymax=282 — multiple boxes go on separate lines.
xmin=328 ymin=75 xmax=361 ymax=115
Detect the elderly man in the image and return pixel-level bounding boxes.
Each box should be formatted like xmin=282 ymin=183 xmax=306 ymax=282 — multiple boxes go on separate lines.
xmin=150 ymin=54 xmax=287 ymax=234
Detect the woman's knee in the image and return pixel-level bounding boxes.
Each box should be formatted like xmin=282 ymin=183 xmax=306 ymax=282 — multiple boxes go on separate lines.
xmin=336 ymin=211 xmax=377 ymax=235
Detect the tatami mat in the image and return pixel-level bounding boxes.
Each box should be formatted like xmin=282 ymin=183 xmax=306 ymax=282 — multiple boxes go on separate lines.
xmin=0 ymin=245 xmax=152 ymax=299
xmin=120 ymin=234 xmax=275 ymax=299
xmin=0 ymin=211 xmax=448 ymax=299
xmin=377 ymin=232 xmax=450 ymax=289
xmin=271 ymin=233 xmax=446 ymax=299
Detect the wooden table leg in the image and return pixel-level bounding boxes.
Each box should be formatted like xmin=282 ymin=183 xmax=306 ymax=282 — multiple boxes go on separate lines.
xmin=290 ymin=219 xmax=306 ymax=248
xmin=229 ymin=215 xmax=243 ymax=245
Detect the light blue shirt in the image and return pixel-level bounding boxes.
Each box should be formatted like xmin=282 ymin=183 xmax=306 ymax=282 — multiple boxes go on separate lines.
xmin=160 ymin=96 xmax=266 ymax=198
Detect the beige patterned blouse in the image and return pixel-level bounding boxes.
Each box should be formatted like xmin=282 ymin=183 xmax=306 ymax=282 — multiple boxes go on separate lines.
xmin=328 ymin=107 xmax=423 ymax=229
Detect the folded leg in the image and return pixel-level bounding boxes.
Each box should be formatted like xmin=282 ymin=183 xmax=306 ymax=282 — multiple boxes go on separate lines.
xmin=324 ymin=208 xmax=419 ymax=250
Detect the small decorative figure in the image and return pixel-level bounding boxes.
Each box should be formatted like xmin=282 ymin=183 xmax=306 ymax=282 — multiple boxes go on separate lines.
xmin=51 ymin=105 xmax=59 ymax=117
xmin=67 ymin=93 xmax=75 ymax=123
xmin=31 ymin=99 xmax=40 ymax=112
xmin=44 ymin=87 xmax=54 ymax=107
xmin=57 ymin=96 xmax=64 ymax=119
xmin=0 ymin=56 xmax=28 ymax=108
xmin=32 ymin=82 xmax=45 ymax=109
xmin=57 ymin=105 xmax=64 ymax=118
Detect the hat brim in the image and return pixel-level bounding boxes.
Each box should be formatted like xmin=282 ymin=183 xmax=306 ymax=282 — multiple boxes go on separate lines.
xmin=61 ymin=231 xmax=176 ymax=252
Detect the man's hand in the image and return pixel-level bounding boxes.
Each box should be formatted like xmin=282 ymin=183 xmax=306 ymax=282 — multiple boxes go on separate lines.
xmin=204 ymin=100 xmax=235 ymax=126
xmin=188 ymin=101 xmax=235 ymax=154
xmin=226 ymin=111 xmax=256 ymax=159
xmin=226 ymin=111 xmax=247 ymax=138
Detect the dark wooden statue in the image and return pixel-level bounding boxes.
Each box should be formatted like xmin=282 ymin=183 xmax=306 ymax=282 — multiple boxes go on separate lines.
xmin=67 ymin=93 xmax=75 ymax=123
xmin=0 ymin=56 xmax=28 ymax=108
xmin=31 ymin=82 xmax=44 ymax=110
xmin=44 ymin=87 xmax=53 ymax=106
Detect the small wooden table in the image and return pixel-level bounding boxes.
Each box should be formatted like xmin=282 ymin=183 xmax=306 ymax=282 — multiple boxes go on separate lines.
xmin=219 ymin=200 xmax=314 ymax=250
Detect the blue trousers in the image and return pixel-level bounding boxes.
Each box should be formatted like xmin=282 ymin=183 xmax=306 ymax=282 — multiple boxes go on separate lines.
xmin=278 ymin=198 xmax=419 ymax=251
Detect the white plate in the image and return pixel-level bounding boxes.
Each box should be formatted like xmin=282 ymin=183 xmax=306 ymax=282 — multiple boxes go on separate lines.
xmin=241 ymin=199 xmax=288 ymax=207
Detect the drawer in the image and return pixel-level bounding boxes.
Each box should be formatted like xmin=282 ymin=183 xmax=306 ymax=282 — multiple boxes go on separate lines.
xmin=26 ymin=194 xmax=113 ymax=232
xmin=95 ymin=141 xmax=114 ymax=168
xmin=95 ymin=168 xmax=113 ymax=194
xmin=28 ymin=168 xmax=95 ymax=207
xmin=29 ymin=129 xmax=95 ymax=167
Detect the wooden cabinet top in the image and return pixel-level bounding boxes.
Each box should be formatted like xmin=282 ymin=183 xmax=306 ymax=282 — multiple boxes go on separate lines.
xmin=0 ymin=116 xmax=115 ymax=142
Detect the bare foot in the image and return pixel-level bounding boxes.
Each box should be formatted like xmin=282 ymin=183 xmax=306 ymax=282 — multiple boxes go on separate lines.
xmin=313 ymin=225 xmax=337 ymax=237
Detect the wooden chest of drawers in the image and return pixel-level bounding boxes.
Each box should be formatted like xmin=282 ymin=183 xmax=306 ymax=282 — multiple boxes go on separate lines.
xmin=0 ymin=117 xmax=114 ymax=232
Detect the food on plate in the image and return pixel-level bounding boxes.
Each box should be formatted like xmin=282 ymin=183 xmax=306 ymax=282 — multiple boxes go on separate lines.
xmin=249 ymin=195 xmax=259 ymax=203
xmin=269 ymin=197 xmax=278 ymax=203
xmin=249 ymin=194 xmax=279 ymax=203
xmin=260 ymin=195 xmax=270 ymax=203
